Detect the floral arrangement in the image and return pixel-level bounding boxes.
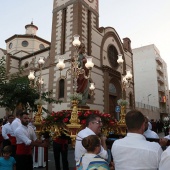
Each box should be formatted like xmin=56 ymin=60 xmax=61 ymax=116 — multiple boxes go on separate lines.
xmin=117 ymin=99 xmax=128 ymax=106
xmin=34 ymin=99 xmax=46 ymax=105
xmin=69 ymin=92 xmax=82 ymax=101
xmin=42 ymin=109 xmax=117 ymax=127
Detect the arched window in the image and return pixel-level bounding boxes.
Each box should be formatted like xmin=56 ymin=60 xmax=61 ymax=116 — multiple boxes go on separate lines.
xmin=107 ymin=45 xmax=118 ymax=68
xmin=109 ymin=83 xmax=117 ymax=95
xmin=59 ymin=79 xmax=64 ymax=98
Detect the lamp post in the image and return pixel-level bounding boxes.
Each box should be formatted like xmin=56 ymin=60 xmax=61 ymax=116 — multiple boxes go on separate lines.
xmin=28 ymin=57 xmax=45 ymax=137
xmin=57 ymin=35 xmax=95 ymax=94
xmin=147 ymin=94 xmax=151 ymax=105
xmin=117 ymin=54 xmax=133 ymax=136
xmin=117 ymin=54 xmax=133 ymax=99
xmin=56 ymin=35 xmax=95 ymax=146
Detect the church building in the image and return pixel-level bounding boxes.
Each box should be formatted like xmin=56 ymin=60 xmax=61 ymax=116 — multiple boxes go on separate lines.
xmin=0 ymin=0 xmax=134 ymax=119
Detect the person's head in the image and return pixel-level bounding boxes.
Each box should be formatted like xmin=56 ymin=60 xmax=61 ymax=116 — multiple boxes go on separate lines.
xmin=78 ymin=43 xmax=85 ymax=54
xmin=125 ymin=110 xmax=145 ymax=134
xmin=7 ymin=114 xmax=14 ymax=124
xmin=2 ymin=146 xmax=12 ymax=159
xmin=86 ymin=114 xmax=103 ymax=135
xmin=82 ymin=135 xmax=101 ymax=154
xmin=20 ymin=112 xmax=29 ymax=126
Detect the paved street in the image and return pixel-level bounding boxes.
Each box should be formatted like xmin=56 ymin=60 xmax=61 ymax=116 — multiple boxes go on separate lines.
xmin=33 ymin=146 xmax=76 ymax=170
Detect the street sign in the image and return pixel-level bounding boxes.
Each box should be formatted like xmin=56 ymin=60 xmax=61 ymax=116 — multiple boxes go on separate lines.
xmin=115 ymin=105 xmax=120 ymax=113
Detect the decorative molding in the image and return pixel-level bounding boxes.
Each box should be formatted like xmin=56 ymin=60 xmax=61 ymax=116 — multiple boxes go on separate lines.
xmin=102 ymin=65 xmax=121 ymax=78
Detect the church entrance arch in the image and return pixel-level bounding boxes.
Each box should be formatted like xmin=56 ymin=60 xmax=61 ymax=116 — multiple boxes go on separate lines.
xmin=109 ymin=80 xmax=121 ymax=120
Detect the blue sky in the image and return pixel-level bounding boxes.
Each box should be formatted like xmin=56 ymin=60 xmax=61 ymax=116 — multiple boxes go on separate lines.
xmin=1 ymin=0 xmax=170 ymax=83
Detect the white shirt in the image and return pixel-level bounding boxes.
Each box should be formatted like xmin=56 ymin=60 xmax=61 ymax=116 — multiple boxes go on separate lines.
xmin=148 ymin=122 xmax=152 ymax=130
xmin=164 ymin=134 xmax=170 ymax=139
xmin=159 ymin=146 xmax=170 ymax=170
xmin=111 ymin=133 xmax=162 ymax=170
xmin=2 ymin=122 xmax=13 ymax=139
xmin=15 ymin=124 xmax=37 ymax=145
xmin=11 ymin=118 xmax=21 ymax=136
xmin=82 ymin=153 xmax=96 ymax=170
xmin=28 ymin=122 xmax=36 ymax=131
xmin=144 ymin=128 xmax=159 ymax=139
xmin=75 ymin=127 xmax=108 ymax=161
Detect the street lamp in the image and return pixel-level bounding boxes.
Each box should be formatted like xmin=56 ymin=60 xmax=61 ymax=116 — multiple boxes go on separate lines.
xmin=28 ymin=57 xmax=45 ymax=137
xmin=147 ymin=94 xmax=152 ymax=105
xmin=117 ymin=54 xmax=133 ymax=99
xmin=117 ymin=54 xmax=133 ymax=136
xmin=57 ymin=35 xmax=95 ymax=94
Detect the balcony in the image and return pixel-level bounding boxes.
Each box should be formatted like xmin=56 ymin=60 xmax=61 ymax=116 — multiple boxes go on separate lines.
xmin=156 ymin=66 xmax=163 ymax=74
xmin=158 ymin=86 xmax=165 ymax=93
xmin=156 ymin=57 xmax=163 ymax=65
xmin=157 ymin=76 xmax=164 ymax=84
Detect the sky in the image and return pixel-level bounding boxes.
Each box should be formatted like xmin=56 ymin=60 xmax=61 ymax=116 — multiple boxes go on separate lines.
xmin=1 ymin=0 xmax=170 ymax=83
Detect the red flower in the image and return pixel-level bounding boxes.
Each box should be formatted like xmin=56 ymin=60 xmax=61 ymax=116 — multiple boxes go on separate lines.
xmin=84 ymin=113 xmax=89 ymax=117
xmin=109 ymin=120 xmax=115 ymax=125
xmin=96 ymin=111 xmax=100 ymax=115
xmin=78 ymin=112 xmax=82 ymax=116
xmin=59 ymin=113 xmax=63 ymax=117
xmin=81 ymin=119 xmax=86 ymax=124
xmin=85 ymin=111 xmax=90 ymax=115
xmin=103 ymin=113 xmax=108 ymax=117
xmin=66 ymin=113 xmax=71 ymax=117
xmin=63 ymin=118 xmax=69 ymax=123
xmin=42 ymin=120 xmax=46 ymax=124
xmin=107 ymin=114 xmax=111 ymax=118
xmin=51 ymin=112 xmax=55 ymax=116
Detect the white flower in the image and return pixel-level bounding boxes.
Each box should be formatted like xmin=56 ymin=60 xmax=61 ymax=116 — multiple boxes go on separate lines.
xmin=34 ymin=99 xmax=46 ymax=105
xmin=117 ymin=99 xmax=128 ymax=106
xmin=69 ymin=93 xmax=82 ymax=101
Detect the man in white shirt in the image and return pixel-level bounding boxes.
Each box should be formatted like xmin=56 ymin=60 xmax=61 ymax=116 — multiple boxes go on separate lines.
xmin=75 ymin=114 xmax=108 ymax=162
xmin=159 ymin=146 xmax=170 ymax=169
xmin=111 ymin=110 xmax=163 ymax=170
xmin=15 ymin=112 xmax=47 ymax=170
xmin=2 ymin=114 xmax=14 ymax=148
xmin=10 ymin=110 xmax=22 ymax=157
xmin=144 ymin=117 xmax=159 ymax=139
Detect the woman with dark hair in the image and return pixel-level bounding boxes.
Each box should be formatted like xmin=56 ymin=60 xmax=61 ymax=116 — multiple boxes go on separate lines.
xmin=76 ymin=135 xmax=110 ymax=170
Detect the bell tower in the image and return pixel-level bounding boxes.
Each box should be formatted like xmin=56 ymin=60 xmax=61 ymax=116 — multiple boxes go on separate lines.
xmin=50 ymin=0 xmax=99 ymax=60
xmin=48 ymin=0 xmax=99 ymax=110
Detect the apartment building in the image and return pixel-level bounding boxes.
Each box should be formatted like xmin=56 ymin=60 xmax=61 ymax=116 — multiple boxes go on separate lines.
xmin=133 ymin=44 xmax=169 ymax=120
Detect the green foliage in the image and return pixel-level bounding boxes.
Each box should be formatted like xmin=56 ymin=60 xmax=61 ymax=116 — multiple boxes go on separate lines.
xmin=117 ymin=99 xmax=128 ymax=106
xmin=69 ymin=92 xmax=82 ymax=101
xmin=0 ymin=56 xmax=7 ymax=83
xmin=0 ymin=56 xmax=62 ymax=112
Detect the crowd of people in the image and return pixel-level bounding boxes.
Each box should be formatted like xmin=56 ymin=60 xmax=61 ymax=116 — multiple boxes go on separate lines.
xmin=75 ymin=110 xmax=170 ymax=170
xmin=0 ymin=111 xmax=48 ymax=170
xmin=0 ymin=110 xmax=72 ymax=170
xmin=1 ymin=109 xmax=170 ymax=170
